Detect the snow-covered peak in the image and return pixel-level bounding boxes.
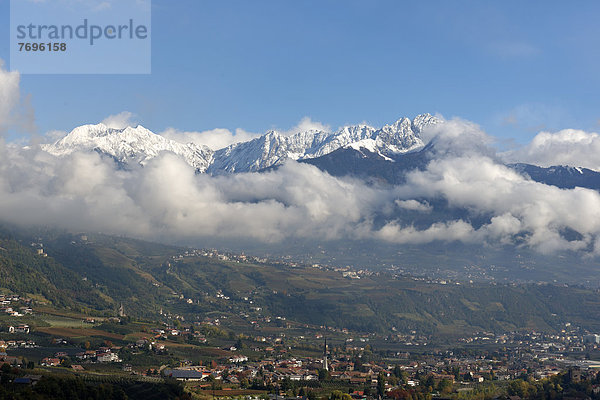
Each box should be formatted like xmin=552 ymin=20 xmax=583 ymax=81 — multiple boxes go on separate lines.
xmin=49 ymin=123 xmax=114 ymax=151
xmin=411 ymin=113 xmax=441 ymax=133
xmin=42 ymin=123 xmax=214 ymax=172
xmin=263 ymin=130 xmax=281 ymax=139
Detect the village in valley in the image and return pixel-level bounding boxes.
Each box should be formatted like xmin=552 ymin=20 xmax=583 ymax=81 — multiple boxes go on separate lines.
xmin=3 ymin=281 xmax=600 ymax=400
xmin=0 ymin=232 xmax=599 ymax=399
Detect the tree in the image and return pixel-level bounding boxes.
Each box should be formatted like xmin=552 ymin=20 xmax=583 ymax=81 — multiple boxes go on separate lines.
xmin=508 ymin=379 xmax=530 ymax=398
xmin=421 ymin=374 xmax=434 ymax=389
xmin=437 ymin=379 xmax=452 ymax=394
xmin=281 ymin=377 xmax=292 ymax=393
xmin=330 ymin=390 xmax=352 ymax=400
xmin=354 ymin=356 xmax=363 ymax=371
xmin=377 ymin=371 xmax=386 ymax=398
xmin=319 ymin=368 xmax=330 ymax=381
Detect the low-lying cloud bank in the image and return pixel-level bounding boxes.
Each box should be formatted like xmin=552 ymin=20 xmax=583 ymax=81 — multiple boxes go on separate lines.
xmin=502 ymin=128 xmax=600 ymax=171
xmin=0 ymin=145 xmax=382 ymax=243
xmin=3 ymin=124 xmax=600 ymax=256
xmin=4 ymin=63 xmax=600 ymax=255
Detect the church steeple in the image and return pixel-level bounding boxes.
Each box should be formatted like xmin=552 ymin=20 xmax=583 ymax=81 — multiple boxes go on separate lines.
xmin=323 ymin=337 xmax=328 ymax=371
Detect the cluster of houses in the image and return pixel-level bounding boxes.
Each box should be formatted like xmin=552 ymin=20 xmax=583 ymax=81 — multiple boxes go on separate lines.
xmin=172 ymin=248 xmax=268 ymax=265
xmin=41 ymin=346 xmax=122 ymax=367
xmin=0 ymin=294 xmax=33 ymax=317
xmin=132 ymin=337 xmax=167 ymax=353
xmin=6 ymin=324 xmax=31 ymax=334
xmin=35 ymin=329 xmax=207 ymax=370
xmin=459 ymin=325 xmax=600 ymax=356
xmin=30 ymin=242 xmax=48 ymax=258
xmin=148 ymin=326 xmax=207 ymax=344
xmin=75 ymin=346 xmax=122 ymax=363
xmin=0 ymin=294 xmax=21 ymax=304
xmin=0 ymin=339 xmax=36 ymax=353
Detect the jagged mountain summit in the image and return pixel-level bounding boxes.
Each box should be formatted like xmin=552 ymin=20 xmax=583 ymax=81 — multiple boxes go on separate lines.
xmin=41 ymin=114 xmax=442 ymax=173
xmin=42 ymin=123 xmax=215 ymax=172
xmin=208 ymin=113 xmax=441 ymax=173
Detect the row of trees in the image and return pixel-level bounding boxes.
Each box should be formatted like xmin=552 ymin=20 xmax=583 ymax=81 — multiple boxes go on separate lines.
xmin=507 ymin=370 xmax=600 ymax=400
xmin=0 ymin=363 xmax=191 ymax=400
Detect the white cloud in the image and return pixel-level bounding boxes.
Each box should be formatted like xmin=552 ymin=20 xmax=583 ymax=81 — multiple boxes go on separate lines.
xmin=278 ymin=116 xmax=330 ymax=136
xmin=502 ymin=128 xmax=600 ymax=170
xmin=161 ymin=127 xmax=261 ymax=150
xmin=101 ymin=111 xmax=136 ymax=129
xmin=0 ymin=61 xmax=35 ymax=135
xmin=398 ymin=152 xmax=600 ymax=253
xmin=376 ymin=220 xmax=477 ymax=245
xmin=0 ymin=146 xmax=383 ymax=244
xmin=419 ymin=117 xmax=497 ymax=159
xmin=395 ymin=199 xmax=432 ymax=212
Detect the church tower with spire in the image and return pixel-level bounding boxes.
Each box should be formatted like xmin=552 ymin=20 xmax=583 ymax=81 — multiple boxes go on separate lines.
xmin=323 ymin=337 xmax=329 ymax=371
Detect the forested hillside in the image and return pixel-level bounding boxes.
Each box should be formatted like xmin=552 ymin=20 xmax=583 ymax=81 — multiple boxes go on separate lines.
xmin=2 ymin=225 xmax=600 ymax=337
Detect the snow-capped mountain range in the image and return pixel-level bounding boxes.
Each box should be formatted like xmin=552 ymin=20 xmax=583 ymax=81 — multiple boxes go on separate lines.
xmin=41 ymin=114 xmax=442 ymax=173
xmin=42 ymin=124 xmax=215 ymax=172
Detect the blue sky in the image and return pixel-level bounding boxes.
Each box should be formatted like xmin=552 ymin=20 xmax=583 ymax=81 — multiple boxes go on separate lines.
xmin=1 ymin=0 xmax=600 ymax=144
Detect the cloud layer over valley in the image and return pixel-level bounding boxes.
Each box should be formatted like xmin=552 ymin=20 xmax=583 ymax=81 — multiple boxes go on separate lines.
xmin=3 ymin=64 xmax=600 ymax=256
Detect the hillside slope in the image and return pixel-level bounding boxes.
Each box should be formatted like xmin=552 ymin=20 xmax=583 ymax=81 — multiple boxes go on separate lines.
xmin=2 ymin=226 xmax=600 ymax=338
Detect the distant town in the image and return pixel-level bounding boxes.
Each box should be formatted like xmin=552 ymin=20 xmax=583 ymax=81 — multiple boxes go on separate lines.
xmin=3 ymin=256 xmax=600 ymax=400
